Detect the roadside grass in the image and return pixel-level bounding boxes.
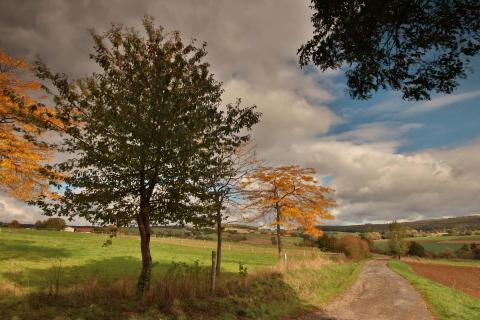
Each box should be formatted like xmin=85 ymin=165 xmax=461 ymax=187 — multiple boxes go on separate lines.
xmin=0 ymin=229 xmax=364 ymax=319
xmin=388 ymin=260 xmax=480 ymax=320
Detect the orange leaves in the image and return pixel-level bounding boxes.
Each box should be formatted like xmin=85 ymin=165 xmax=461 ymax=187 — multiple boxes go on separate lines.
xmin=242 ymin=164 xmax=336 ymax=237
xmin=0 ymin=49 xmax=59 ymax=201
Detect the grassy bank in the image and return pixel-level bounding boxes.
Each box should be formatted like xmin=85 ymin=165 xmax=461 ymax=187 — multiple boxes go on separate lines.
xmin=0 ymin=229 xmax=363 ymax=319
xmin=388 ymin=260 xmax=480 ymax=320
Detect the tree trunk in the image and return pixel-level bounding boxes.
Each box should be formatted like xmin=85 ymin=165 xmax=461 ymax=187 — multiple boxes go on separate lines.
xmin=216 ymin=209 xmax=222 ymax=276
xmin=136 ymin=208 xmax=152 ymax=295
xmin=276 ymin=206 xmax=282 ymax=258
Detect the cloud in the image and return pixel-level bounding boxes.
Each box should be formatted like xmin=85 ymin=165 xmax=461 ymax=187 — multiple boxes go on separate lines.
xmin=329 ymin=122 xmax=422 ymax=144
xmin=0 ymin=196 xmax=43 ymax=224
xmin=1 ymin=0 xmax=479 ymax=226
xmin=286 ymin=139 xmax=480 ymax=224
xmin=371 ymin=90 xmax=480 ymax=115
xmin=405 ymin=90 xmax=480 ymax=114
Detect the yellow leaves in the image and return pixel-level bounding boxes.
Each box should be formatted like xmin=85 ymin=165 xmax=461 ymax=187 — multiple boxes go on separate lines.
xmin=0 ymin=49 xmax=59 ymax=201
xmin=243 ymin=164 xmax=336 ymax=237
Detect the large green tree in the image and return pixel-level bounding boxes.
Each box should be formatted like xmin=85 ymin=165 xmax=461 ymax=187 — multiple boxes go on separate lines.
xmin=299 ymin=0 xmax=480 ymax=100
xmin=34 ymin=17 xmax=259 ymax=294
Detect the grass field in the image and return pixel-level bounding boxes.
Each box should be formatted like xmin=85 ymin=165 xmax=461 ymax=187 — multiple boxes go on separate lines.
xmin=0 ymin=228 xmax=326 ymax=286
xmin=388 ymin=260 xmax=480 ymax=320
xmin=0 ymin=228 xmax=362 ymax=319
xmin=374 ymin=234 xmax=480 ymax=253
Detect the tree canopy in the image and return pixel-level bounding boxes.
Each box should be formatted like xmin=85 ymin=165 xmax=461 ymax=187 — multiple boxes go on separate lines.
xmin=388 ymin=221 xmax=409 ymax=258
xmin=34 ymin=17 xmax=260 ymax=293
xmin=299 ymin=0 xmax=480 ymax=100
xmin=241 ymin=165 xmax=336 ymax=256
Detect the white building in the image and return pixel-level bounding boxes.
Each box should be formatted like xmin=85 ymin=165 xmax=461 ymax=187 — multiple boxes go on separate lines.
xmin=64 ymin=226 xmax=75 ymax=232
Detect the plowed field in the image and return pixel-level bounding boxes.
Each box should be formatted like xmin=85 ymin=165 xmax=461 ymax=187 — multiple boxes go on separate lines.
xmin=407 ymin=261 xmax=480 ymax=298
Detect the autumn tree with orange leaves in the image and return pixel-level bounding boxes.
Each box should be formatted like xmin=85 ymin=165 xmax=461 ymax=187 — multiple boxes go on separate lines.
xmin=0 ymin=49 xmax=59 ymax=201
xmin=241 ymin=165 xmax=336 ymax=257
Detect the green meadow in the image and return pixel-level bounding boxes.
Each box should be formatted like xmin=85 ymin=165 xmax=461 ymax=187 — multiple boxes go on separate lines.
xmin=0 ymin=228 xmax=319 ymax=287
xmin=374 ymin=234 xmax=480 ymax=253
xmin=0 ymin=228 xmax=362 ymax=320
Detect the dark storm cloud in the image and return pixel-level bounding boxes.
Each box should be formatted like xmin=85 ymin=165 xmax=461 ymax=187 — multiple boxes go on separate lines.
xmin=1 ymin=1 xmax=480 ymax=225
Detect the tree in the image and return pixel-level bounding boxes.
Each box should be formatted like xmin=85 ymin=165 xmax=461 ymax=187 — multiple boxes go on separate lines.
xmin=34 ymin=17 xmax=259 ymax=294
xmin=44 ymin=218 xmax=66 ymax=230
xmin=388 ymin=221 xmax=409 ymax=258
xmin=299 ymin=1 xmax=480 ymax=100
xmin=407 ymin=241 xmax=426 ymax=257
xmin=198 ymin=143 xmax=259 ymax=275
xmin=8 ymin=220 xmax=21 ymax=228
xmin=241 ymin=165 xmax=336 ymax=257
xmin=0 ymin=49 xmax=59 ymax=201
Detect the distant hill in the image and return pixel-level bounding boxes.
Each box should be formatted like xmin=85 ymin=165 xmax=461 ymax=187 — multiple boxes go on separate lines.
xmin=319 ymin=215 xmax=480 ymax=233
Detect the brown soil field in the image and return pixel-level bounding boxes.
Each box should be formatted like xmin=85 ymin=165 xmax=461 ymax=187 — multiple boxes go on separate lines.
xmin=407 ymin=261 xmax=480 ymax=298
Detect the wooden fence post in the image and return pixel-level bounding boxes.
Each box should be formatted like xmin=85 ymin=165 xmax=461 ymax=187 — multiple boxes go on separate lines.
xmin=211 ymin=250 xmax=217 ymax=293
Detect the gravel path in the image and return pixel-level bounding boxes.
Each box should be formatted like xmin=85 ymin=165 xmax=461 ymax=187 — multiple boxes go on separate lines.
xmin=297 ymin=258 xmax=433 ymax=320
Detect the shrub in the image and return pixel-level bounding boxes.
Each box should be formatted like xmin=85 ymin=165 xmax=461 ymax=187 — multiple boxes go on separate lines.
xmin=335 ymin=235 xmax=371 ymax=261
xmin=317 ymin=234 xmax=337 ymax=251
xmin=271 ymin=236 xmax=277 ymax=245
xmin=407 ymin=241 xmax=426 ymax=257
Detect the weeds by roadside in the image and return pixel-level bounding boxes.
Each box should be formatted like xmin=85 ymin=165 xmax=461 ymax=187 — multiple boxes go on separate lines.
xmin=0 ymin=256 xmax=363 ymax=320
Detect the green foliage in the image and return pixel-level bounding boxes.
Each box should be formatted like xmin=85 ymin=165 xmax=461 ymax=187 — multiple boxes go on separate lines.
xmin=34 ymin=218 xmax=66 ymax=231
xmin=389 ymin=260 xmax=480 ymax=320
xmin=407 ymin=241 xmax=426 ymax=257
xmin=238 ymin=262 xmax=248 ymax=277
xmin=35 ymin=17 xmax=259 ymax=228
xmin=388 ymin=221 xmax=409 ymax=257
xmin=299 ymin=0 xmax=480 ymax=100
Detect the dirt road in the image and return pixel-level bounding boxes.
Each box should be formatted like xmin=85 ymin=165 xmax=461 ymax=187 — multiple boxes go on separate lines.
xmin=298 ymin=258 xmax=433 ymax=320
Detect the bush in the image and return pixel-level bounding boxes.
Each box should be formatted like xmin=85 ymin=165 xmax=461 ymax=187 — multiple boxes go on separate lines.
xmin=407 ymin=241 xmax=426 ymax=257
xmin=336 ymin=236 xmax=371 ymax=261
xmin=317 ymin=234 xmax=337 ymax=251
xmin=271 ymin=236 xmax=277 ymax=245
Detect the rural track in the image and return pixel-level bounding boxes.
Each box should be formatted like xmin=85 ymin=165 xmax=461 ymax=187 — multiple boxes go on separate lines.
xmin=296 ymin=258 xmax=433 ymax=320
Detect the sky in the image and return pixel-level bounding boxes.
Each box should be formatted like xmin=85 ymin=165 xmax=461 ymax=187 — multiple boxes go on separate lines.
xmin=0 ymin=0 xmax=479 ymax=225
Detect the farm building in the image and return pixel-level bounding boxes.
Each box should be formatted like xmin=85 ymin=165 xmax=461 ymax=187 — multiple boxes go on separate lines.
xmin=74 ymin=227 xmax=93 ymax=233
xmin=63 ymin=226 xmax=75 ymax=232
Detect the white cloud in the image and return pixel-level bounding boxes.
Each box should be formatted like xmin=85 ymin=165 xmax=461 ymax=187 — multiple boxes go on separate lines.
xmin=371 ymin=90 xmax=480 ymax=115
xmin=285 ymin=139 xmax=480 ymax=224
xmin=405 ymin=90 xmax=480 ymax=114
